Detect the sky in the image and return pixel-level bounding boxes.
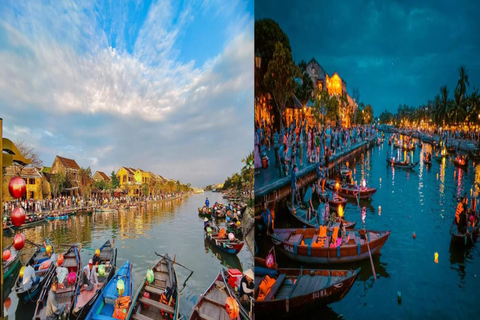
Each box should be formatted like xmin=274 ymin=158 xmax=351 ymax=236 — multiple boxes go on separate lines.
xmin=0 ymin=0 xmax=254 ymax=187
xmin=255 ymin=0 xmax=480 ymax=115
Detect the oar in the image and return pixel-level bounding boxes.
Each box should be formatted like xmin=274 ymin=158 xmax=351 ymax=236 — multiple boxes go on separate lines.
xmin=25 ymin=239 xmax=41 ymax=247
xmin=154 ymin=252 xmax=193 ymax=273
xmin=356 ymin=187 xmax=377 ymax=281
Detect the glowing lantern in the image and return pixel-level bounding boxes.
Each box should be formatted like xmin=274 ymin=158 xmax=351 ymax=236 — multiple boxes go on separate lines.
xmin=434 ymin=252 xmax=438 ymax=263
xmin=11 ymin=207 xmax=26 ymax=227
xmin=362 ymin=179 xmax=366 ymax=188
xmin=338 ymin=205 xmax=344 ymax=218
xmin=335 ymin=182 xmax=340 ymax=190
xmin=46 ymin=245 xmax=52 ymax=255
xmin=413 ymin=232 xmax=416 ymax=239
xmin=8 ymin=176 xmax=26 ymax=199
xmin=225 ymin=297 xmax=239 ymax=318
xmin=266 ymin=253 xmax=274 ymax=268
xmin=3 ymin=250 xmax=11 ymax=261
xmin=13 ymin=233 xmax=25 ymax=250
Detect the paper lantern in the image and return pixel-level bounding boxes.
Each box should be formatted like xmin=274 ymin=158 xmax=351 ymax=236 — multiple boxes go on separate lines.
xmin=3 ymin=250 xmax=11 ymax=261
xmin=8 ymin=176 xmax=26 ymax=199
xmin=13 ymin=233 xmax=25 ymax=250
xmin=11 ymin=207 xmax=26 ymax=227
xmin=57 ymin=253 xmax=64 ymax=266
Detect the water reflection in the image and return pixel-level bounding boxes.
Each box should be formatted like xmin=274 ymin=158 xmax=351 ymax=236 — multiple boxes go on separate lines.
xmin=203 ymin=238 xmax=243 ymax=270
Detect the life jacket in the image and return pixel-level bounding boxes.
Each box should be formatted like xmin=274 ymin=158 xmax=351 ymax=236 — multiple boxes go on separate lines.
xmin=218 ymin=228 xmax=226 ymax=238
xmin=257 ymin=276 xmax=276 ymax=301
xmin=330 ymin=227 xmax=339 ymax=248
xmin=112 ymin=296 xmax=131 ymax=320
xmin=455 ymin=203 xmax=463 ymax=224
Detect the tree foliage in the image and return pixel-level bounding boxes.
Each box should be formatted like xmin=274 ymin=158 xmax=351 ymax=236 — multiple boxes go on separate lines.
xmin=111 ymin=171 xmax=120 ymax=188
xmin=14 ymin=140 xmax=43 ymax=168
xmin=51 ymin=173 xmax=65 ymax=197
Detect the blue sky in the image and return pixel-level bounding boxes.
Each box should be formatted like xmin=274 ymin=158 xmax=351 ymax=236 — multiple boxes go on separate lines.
xmin=255 ymin=0 xmax=480 ymax=115
xmin=0 ymin=0 xmax=253 ymax=187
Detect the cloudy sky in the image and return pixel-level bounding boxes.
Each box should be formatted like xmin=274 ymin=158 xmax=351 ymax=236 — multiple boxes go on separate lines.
xmin=0 ymin=0 xmax=253 ymax=187
xmin=255 ymin=0 xmax=480 ymax=115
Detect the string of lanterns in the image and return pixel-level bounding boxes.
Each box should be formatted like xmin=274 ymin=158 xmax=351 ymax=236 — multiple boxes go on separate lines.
xmin=3 ymin=176 xmax=27 ymax=261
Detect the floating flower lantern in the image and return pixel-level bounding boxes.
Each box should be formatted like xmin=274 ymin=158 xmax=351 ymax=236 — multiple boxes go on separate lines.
xmin=338 ymin=205 xmax=344 ymax=218
xmin=434 ymin=252 xmax=438 ymax=263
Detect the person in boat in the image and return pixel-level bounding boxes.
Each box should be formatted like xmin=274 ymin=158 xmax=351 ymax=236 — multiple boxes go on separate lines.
xmin=204 ymin=218 xmax=211 ymax=231
xmin=304 ymin=184 xmax=315 ymax=221
xmin=205 ymin=198 xmax=209 ymax=208
xmin=92 ymin=249 xmax=101 ymax=266
xmin=45 ymin=276 xmax=66 ymax=320
xmin=255 ymin=201 xmax=272 ymax=236
xmin=458 ymin=206 xmax=468 ymax=234
xmin=80 ymin=259 xmax=99 ymax=291
xmin=239 ymin=269 xmax=254 ymax=307
xmin=317 ymin=200 xmax=326 ymax=226
xmin=22 ymin=262 xmax=37 ymax=290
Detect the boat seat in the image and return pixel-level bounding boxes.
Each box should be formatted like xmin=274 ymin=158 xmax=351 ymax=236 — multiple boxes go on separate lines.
xmin=346 ymin=232 xmax=356 ymax=245
xmin=264 ymin=273 xmax=286 ymax=301
xmin=138 ymin=296 xmax=175 ymax=314
xmin=132 ymin=312 xmax=155 ymax=320
xmin=144 ymin=285 xmax=165 ymax=296
xmin=92 ymin=315 xmax=116 ymax=320
xmin=194 ymin=310 xmax=216 ymax=320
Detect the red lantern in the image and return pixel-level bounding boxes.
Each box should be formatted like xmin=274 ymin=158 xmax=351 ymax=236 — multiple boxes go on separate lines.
xmin=2 ymin=249 xmax=11 ymax=261
xmin=9 ymin=176 xmax=26 ymax=199
xmin=13 ymin=233 xmax=25 ymax=250
xmin=11 ymin=207 xmax=26 ymax=227
xmin=4 ymin=297 xmax=11 ymax=311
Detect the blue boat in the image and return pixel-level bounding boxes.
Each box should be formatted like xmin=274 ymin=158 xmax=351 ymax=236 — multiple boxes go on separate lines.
xmin=85 ymin=261 xmax=133 ymax=320
xmin=45 ymin=213 xmax=69 ymax=220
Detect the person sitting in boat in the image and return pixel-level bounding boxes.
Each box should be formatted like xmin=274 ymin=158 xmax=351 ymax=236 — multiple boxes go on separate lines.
xmin=317 ymin=201 xmax=326 ymax=226
xmin=303 ymin=184 xmax=315 ymax=221
xmin=22 ymin=262 xmax=37 ymax=290
xmin=92 ymin=249 xmax=101 ymax=266
xmin=80 ymin=259 xmax=98 ymax=292
xmin=239 ymin=269 xmax=254 ymax=307
xmin=45 ymin=276 xmax=66 ymax=320
xmin=205 ymin=198 xmax=209 ymax=208
xmin=255 ymin=201 xmax=272 ymax=236
xmin=458 ymin=207 xmax=468 ymax=234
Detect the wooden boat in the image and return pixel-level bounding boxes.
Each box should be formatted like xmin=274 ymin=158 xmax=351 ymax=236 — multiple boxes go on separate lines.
xmin=45 ymin=212 xmax=69 ymax=220
xmin=288 ymin=204 xmax=356 ymax=230
xmin=71 ymin=240 xmax=117 ymax=320
xmin=189 ymin=272 xmax=241 ymax=320
xmin=386 ymin=159 xmax=418 ymax=169
xmin=468 ymin=150 xmax=480 ymax=161
xmin=84 ymin=261 xmax=133 ymax=320
xmin=205 ymin=228 xmax=245 ymax=255
xmin=14 ymin=242 xmax=55 ymax=302
xmin=325 ymin=180 xmax=377 ymax=200
xmin=447 ymin=145 xmax=456 ymax=153
xmin=3 ymin=247 xmax=21 ymax=280
xmin=339 ymin=166 xmax=352 ymax=178
xmin=214 ymin=207 xmax=226 ymax=218
xmin=318 ymin=191 xmax=348 ymax=211
xmin=198 ymin=207 xmax=213 ymax=218
xmin=452 ymin=157 xmax=468 ymax=168
xmin=450 ymin=222 xmax=479 ymax=246
xmin=34 ymin=245 xmax=82 ymax=320
xmin=255 ymin=268 xmax=359 ymax=317
xmin=127 ymin=254 xmax=179 ymax=320
xmin=270 ymin=228 xmax=390 ymax=264
xmin=402 ymin=143 xmax=415 ymax=151
xmin=222 ymin=268 xmax=253 ymax=320
xmin=393 ymin=140 xmax=401 ymax=148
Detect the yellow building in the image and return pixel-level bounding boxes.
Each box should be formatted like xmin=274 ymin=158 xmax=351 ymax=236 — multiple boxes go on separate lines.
xmin=326 ymin=72 xmax=346 ymax=97
xmin=3 ymin=166 xmax=45 ymax=201
xmin=116 ymin=167 xmax=140 ymax=196
xmin=134 ymin=169 xmax=151 ymax=185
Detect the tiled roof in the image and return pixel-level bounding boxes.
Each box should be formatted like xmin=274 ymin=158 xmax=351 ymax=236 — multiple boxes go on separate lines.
xmin=56 ymin=156 xmax=80 ymax=170
xmin=96 ymin=171 xmax=111 ymax=181
xmin=5 ymin=166 xmax=42 ymax=178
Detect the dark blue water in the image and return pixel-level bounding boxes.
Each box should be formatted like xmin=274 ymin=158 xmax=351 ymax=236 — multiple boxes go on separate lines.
xmin=259 ymin=136 xmax=480 ymax=319
xmin=3 ymin=192 xmax=253 ymax=319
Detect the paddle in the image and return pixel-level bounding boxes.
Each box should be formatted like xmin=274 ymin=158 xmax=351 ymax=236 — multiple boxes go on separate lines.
xmin=356 ymin=185 xmax=377 ymax=281
xmin=155 ymin=252 xmax=194 ymax=292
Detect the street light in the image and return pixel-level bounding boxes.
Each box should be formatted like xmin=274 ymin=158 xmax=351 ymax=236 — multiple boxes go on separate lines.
xmin=255 ymin=51 xmax=261 ymax=69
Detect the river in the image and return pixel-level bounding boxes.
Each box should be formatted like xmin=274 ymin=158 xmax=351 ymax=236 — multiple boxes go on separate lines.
xmin=257 ymin=135 xmax=480 ymax=319
xmin=3 ymin=191 xmax=253 ymax=319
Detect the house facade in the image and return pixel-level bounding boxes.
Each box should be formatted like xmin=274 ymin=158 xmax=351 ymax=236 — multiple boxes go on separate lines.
xmin=3 ymin=166 xmax=45 ymax=201
xmin=50 ymin=155 xmax=81 ymax=196
xmin=93 ymin=171 xmax=111 ymax=183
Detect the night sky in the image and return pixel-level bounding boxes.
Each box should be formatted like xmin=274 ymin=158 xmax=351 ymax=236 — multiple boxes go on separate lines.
xmin=255 ymin=0 xmax=480 ymax=115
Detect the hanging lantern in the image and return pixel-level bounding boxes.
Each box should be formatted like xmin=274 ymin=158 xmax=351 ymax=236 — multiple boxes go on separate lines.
xmin=13 ymin=233 xmax=25 ymax=250
xmin=3 ymin=249 xmax=11 ymax=261
xmin=11 ymin=207 xmax=26 ymax=227
xmin=4 ymin=297 xmax=11 ymax=311
xmin=338 ymin=205 xmax=344 ymax=218
xmin=8 ymin=176 xmax=26 ymax=199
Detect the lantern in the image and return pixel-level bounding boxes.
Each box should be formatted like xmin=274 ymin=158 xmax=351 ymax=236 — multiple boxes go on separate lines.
xmin=266 ymin=253 xmax=274 ymax=268
xmin=57 ymin=253 xmax=64 ymax=266
xmin=19 ymin=266 xmax=26 ymax=278
xmin=378 ymin=206 xmax=381 ymax=215
xmin=11 ymin=207 xmax=26 ymax=227
xmin=362 ymin=179 xmax=366 ymax=188
xmin=434 ymin=252 xmax=438 ymax=263
xmin=2 ymin=250 xmax=11 ymax=261
xmin=13 ymin=233 xmax=25 ymax=250
xmin=335 ymin=182 xmax=340 ymax=190
xmin=8 ymin=176 xmax=26 ymax=199
xmin=338 ymin=205 xmax=344 ymax=218
xmin=4 ymin=297 xmax=11 ymax=311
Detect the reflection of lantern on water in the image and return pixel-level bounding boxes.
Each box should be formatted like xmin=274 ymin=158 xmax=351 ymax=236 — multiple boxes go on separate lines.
xmin=362 ymin=179 xmax=366 ymax=188
xmin=434 ymin=252 xmax=438 ymax=263
xmin=437 ymin=173 xmax=439 ymax=179
xmin=413 ymin=232 xmax=416 ymax=239
xmin=380 ymin=178 xmax=382 ymax=184
xmin=338 ymin=205 xmax=344 ymax=218
xmin=378 ymin=206 xmax=381 ymax=215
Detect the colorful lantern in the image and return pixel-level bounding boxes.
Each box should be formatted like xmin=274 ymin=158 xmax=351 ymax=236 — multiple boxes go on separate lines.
xmin=13 ymin=233 xmax=25 ymax=250
xmin=11 ymin=207 xmax=26 ymax=227
xmin=8 ymin=176 xmax=27 ymax=199
xmin=57 ymin=253 xmax=64 ymax=266
xmin=2 ymin=250 xmax=11 ymax=261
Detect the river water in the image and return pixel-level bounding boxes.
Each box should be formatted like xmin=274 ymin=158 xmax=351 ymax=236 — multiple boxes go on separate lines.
xmin=258 ymin=136 xmax=480 ymax=319
xmin=3 ymin=192 xmax=253 ymax=319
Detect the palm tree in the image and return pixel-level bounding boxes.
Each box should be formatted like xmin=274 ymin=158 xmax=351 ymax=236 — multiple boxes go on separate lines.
xmin=456 ymin=66 xmax=469 ymax=101
xmin=438 ymin=86 xmax=449 ymax=126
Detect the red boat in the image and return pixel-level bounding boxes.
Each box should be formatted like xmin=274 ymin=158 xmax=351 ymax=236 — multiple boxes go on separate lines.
xmin=326 ymin=180 xmax=377 ymax=200
xmin=205 ymin=227 xmax=244 ymax=255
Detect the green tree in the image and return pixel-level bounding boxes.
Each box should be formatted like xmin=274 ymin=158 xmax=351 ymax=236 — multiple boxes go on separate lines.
xmin=264 ymin=42 xmax=299 ymax=130
xmin=141 ymin=183 xmax=149 ymax=196
xmin=295 ymin=61 xmax=314 ymax=105
xmin=51 ymin=173 xmax=66 ymax=197
xmin=312 ymin=90 xmax=339 ymax=125
xmin=111 ymin=171 xmax=119 ymax=188
xmin=363 ymin=104 xmax=374 ymax=124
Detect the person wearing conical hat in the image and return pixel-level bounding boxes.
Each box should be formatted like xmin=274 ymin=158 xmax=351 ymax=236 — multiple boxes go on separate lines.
xmin=239 ymin=269 xmax=254 ymax=306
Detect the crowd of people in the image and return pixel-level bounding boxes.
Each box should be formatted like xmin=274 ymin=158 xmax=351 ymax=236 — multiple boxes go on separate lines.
xmin=254 ymin=119 xmax=379 ymax=178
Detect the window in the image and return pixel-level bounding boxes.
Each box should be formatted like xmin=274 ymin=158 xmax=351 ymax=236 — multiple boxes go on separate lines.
xmin=29 ymin=178 xmax=35 ymax=185
xmin=123 ymin=176 xmax=126 ymax=183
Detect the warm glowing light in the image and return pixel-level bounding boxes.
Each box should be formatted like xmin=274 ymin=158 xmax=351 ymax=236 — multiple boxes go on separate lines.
xmin=434 ymin=252 xmax=439 ymax=263
xmin=335 ymin=182 xmax=340 ymax=190
xmin=362 ymin=179 xmax=366 ymax=188
xmin=338 ymin=205 xmax=344 ymax=217
xmin=378 ymin=206 xmax=381 ymax=215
